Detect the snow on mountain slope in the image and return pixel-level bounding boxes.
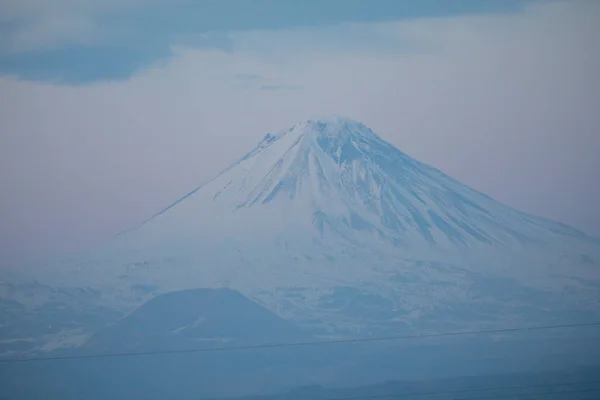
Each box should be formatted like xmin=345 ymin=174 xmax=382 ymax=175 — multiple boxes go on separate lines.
xmin=9 ymin=117 xmax=600 ymax=338
xmin=124 ymin=117 xmax=594 ymax=251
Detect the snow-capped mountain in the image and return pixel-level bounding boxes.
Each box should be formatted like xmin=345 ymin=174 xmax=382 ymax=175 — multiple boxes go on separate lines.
xmin=6 ymin=117 xmax=600 ymax=341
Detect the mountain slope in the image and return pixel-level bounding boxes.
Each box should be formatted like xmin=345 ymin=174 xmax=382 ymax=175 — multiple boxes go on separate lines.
xmin=10 ymin=117 xmax=600 ymax=338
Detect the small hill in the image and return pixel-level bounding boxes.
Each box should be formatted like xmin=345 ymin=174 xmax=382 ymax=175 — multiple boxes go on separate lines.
xmin=82 ymin=288 xmax=312 ymax=353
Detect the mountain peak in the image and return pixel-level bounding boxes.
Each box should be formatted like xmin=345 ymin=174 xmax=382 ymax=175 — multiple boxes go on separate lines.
xmin=289 ymin=116 xmax=378 ymax=142
xmin=249 ymin=117 xmax=384 ymax=168
xmin=297 ymin=116 xmax=363 ymax=129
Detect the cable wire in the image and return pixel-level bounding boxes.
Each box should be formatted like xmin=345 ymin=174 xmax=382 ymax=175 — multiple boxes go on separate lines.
xmin=1 ymin=321 xmax=599 ymax=363
xmin=457 ymin=387 xmax=600 ymax=400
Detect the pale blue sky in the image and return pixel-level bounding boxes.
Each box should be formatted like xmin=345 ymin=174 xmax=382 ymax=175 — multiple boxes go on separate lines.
xmin=0 ymin=0 xmax=599 ymax=268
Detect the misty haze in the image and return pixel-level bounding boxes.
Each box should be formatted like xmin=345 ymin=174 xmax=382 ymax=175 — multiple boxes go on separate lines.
xmin=1 ymin=1 xmax=600 ymax=400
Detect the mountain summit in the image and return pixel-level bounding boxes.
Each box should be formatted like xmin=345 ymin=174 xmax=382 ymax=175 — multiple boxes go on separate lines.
xmin=10 ymin=118 xmax=600 ymax=338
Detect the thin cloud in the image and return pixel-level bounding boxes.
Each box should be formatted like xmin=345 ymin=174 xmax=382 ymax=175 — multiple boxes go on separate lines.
xmin=235 ymin=73 xmax=262 ymax=82
xmin=259 ymin=84 xmax=300 ymax=91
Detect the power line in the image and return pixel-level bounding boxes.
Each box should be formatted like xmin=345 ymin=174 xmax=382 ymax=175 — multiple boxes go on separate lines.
xmin=310 ymin=380 xmax=600 ymax=400
xmin=1 ymin=321 xmax=599 ymax=364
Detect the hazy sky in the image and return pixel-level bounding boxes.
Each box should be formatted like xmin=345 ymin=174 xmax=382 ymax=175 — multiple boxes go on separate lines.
xmin=1 ymin=0 xmax=599 ymax=268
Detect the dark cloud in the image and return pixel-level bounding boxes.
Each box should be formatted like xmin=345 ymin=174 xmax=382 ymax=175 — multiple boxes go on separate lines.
xmin=0 ymin=0 xmax=529 ymax=83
